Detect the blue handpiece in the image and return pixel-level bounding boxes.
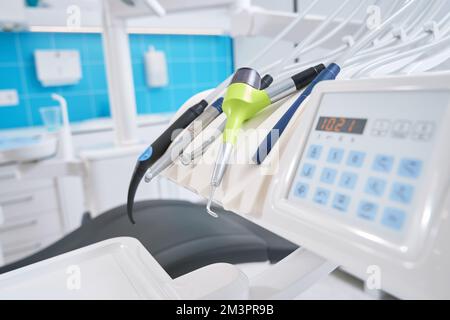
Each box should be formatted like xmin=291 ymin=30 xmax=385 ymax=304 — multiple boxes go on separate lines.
xmin=253 ymin=63 xmax=341 ymax=165
xmin=211 ymin=97 xmax=224 ymax=113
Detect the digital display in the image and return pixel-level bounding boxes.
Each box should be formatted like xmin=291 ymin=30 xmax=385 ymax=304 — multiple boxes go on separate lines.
xmin=315 ymin=117 xmax=367 ymax=134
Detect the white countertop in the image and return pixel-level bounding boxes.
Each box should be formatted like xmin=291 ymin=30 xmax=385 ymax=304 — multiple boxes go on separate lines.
xmin=0 ymin=114 xmax=173 ymax=138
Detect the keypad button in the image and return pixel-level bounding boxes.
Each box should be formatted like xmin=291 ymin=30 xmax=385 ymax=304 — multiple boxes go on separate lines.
xmin=339 ymin=172 xmax=358 ymax=190
xmin=381 ymin=207 xmax=406 ymax=230
xmin=411 ymin=121 xmax=435 ymax=141
xmin=320 ymin=167 xmax=337 ymax=184
xmin=327 ymin=148 xmax=344 ymax=164
xmin=313 ymin=188 xmax=330 ymax=205
xmin=346 ymin=151 xmax=365 ymax=168
xmin=364 ymin=177 xmax=387 ymax=197
xmin=332 ymin=193 xmax=350 ymax=212
xmin=371 ymin=119 xmax=391 ymax=137
xmin=300 ymin=163 xmax=315 ymax=179
xmin=357 ymin=201 xmax=378 ymax=221
xmin=307 ymin=144 xmax=322 ymax=160
xmin=294 ymin=183 xmax=309 ymax=199
xmin=391 ymin=120 xmax=411 ymax=139
xmin=390 ymin=182 xmax=414 ymax=204
xmin=372 ymin=154 xmax=394 ymax=173
xmin=398 ymin=158 xmax=422 ymax=179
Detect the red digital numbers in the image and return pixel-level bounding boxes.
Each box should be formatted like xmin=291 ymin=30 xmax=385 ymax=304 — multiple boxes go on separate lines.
xmin=320 ymin=117 xmax=346 ymax=132
xmin=316 ymin=117 xmax=367 ymax=135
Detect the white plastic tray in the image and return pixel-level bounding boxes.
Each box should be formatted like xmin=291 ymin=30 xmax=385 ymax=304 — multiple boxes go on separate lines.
xmin=0 ymin=237 xmax=178 ymax=300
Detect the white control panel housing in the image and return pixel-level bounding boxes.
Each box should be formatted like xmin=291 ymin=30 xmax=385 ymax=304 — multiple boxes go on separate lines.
xmin=263 ymin=73 xmax=450 ymax=299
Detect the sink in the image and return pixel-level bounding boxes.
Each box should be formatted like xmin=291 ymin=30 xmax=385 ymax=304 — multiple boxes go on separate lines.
xmin=0 ymin=134 xmax=58 ymax=163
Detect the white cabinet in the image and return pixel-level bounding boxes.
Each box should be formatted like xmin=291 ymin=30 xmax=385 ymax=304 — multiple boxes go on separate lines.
xmin=0 ymin=166 xmax=64 ymax=266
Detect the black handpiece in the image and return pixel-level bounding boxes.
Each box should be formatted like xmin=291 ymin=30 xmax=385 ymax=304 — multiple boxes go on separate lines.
xmin=291 ymin=64 xmax=325 ymax=89
xmin=127 ymin=99 xmax=208 ymax=223
xmin=260 ymin=74 xmax=274 ymax=90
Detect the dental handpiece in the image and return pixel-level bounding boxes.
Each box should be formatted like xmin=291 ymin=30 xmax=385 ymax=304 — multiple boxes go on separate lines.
xmin=179 ymin=75 xmax=274 ymax=166
xmin=253 ymin=63 xmax=340 ymax=165
xmin=181 ymin=120 xmax=226 ymax=166
xmin=128 ymin=74 xmax=268 ymax=223
xmin=206 ymin=64 xmax=325 ymax=217
xmin=127 ymin=99 xmax=210 ymax=224
xmin=145 ymin=74 xmax=273 ymax=171
xmin=184 ymin=65 xmax=326 ymax=166
xmin=144 ymin=97 xmax=224 ymax=182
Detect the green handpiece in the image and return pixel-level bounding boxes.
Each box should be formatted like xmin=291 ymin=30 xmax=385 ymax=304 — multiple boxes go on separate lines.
xmin=222 ymin=82 xmax=271 ymax=145
xmin=207 ymin=67 xmax=271 ymax=217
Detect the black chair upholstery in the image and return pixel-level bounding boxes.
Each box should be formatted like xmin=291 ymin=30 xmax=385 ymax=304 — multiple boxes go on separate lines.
xmin=0 ymin=200 xmax=298 ymax=278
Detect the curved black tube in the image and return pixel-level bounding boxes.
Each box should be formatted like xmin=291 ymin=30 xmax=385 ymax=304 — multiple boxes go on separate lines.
xmin=127 ymin=99 xmax=208 ymax=223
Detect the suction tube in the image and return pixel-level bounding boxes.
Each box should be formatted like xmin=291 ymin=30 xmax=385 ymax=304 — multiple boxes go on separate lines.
xmin=127 ymin=99 xmax=208 ymax=223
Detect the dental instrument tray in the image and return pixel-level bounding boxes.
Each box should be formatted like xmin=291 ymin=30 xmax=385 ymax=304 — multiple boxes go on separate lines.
xmin=0 ymin=134 xmax=58 ymax=164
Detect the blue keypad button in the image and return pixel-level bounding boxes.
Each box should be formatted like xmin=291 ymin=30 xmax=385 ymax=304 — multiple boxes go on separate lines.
xmin=320 ymin=167 xmax=337 ymax=184
xmin=294 ymin=183 xmax=309 ymax=199
xmin=307 ymin=144 xmax=322 ymax=160
xmin=300 ymin=163 xmax=315 ymax=179
xmin=381 ymin=207 xmax=406 ymax=230
xmin=327 ymin=148 xmax=344 ymax=164
xmin=390 ymin=182 xmax=414 ymax=204
xmin=372 ymin=154 xmax=394 ymax=173
xmin=313 ymin=188 xmax=330 ymax=205
xmin=398 ymin=158 xmax=422 ymax=179
xmin=357 ymin=201 xmax=378 ymax=221
xmin=364 ymin=177 xmax=387 ymax=197
xmin=346 ymin=151 xmax=366 ymax=168
xmin=339 ymin=172 xmax=358 ymax=190
xmin=332 ymin=193 xmax=350 ymax=212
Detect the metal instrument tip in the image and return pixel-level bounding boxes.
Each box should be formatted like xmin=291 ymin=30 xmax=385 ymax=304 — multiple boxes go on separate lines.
xmin=144 ymin=171 xmax=153 ymax=183
xmin=206 ymin=187 xmax=219 ymax=218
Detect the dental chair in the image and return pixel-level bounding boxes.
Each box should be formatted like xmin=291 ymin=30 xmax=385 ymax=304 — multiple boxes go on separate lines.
xmin=0 ymin=200 xmax=297 ymax=278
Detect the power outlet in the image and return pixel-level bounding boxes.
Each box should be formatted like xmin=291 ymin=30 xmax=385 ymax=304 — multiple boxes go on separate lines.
xmin=0 ymin=89 xmax=19 ymax=107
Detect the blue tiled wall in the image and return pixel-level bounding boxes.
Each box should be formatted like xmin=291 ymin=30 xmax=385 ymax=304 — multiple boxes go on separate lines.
xmin=0 ymin=32 xmax=233 ymax=130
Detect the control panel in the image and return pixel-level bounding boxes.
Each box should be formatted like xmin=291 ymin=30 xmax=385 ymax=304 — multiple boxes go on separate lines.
xmin=283 ymin=90 xmax=449 ymax=252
